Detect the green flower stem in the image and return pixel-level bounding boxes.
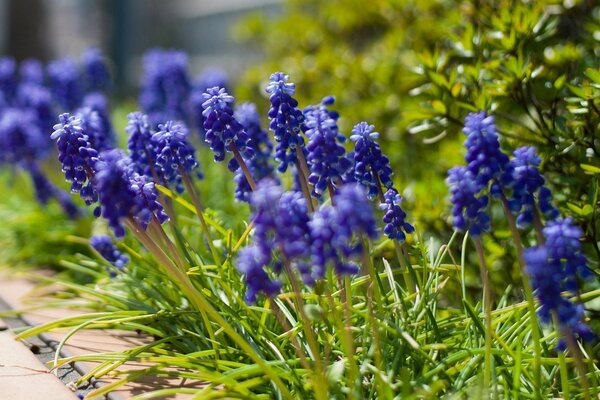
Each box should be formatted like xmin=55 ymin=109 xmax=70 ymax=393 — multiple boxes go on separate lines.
xmin=230 ymin=143 xmax=257 ymax=191
xmin=498 ymin=194 xmax=542 ymax=399
xmin=148 ymin=218 xmax=186 ymax=273
xmin=125 ymin=218 xmax=293 ymax=399
xmin=552 ymin=311 xmax=572 ymax=400
xmin=295 ymin=146 xmax=316 ymax=212
xmin=328 ymin=182 xmax=336 ymax=205
xmin=281 ymin=259 xmax=329 ymax=400
xmin=564 ymin=329 xmax=591 ymax=400
xmin=361 ymin=238 xmax=393 ymax=399
xmin=532 ymin=208 xmax=545 ymax=244
xmin=179 ymin=168 xmax=222 ymax=265
xmin=473 ymin=237 xmax=493 ymax=390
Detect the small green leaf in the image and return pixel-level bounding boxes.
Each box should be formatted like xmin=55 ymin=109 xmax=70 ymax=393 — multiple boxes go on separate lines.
xmin=326 ymin=360 xmax=345 ymax=385
xmin=585 ymin=68 xmax=600 ymax=84
xmin=432 ymin=100 xmax=447 ymax=115
xmin=580 ymin=164 xmax=600 ymax=174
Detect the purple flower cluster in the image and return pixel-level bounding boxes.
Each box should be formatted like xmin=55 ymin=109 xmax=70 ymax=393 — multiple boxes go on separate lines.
xmin=350 ymin=122 xmax=393 ymax=199
xmin=380 ymin=188 xmax=414 ymax=242
xmin=303 ymin=97 xmax=352 ymax=197
xmin=0 ymin=108 xmax=48 ymax=163
xmin=126 ymin=112 xmax=155 ymax=175
xmin=507 ymin=146 xmax=559 ymax=228
xmin=94 ymin=149 xmax=168 ymax=237
xmin=201 ymin=87 xmax=254 ymax=172
xmin=152 ymin=121 xmax=201 ymax=192
xmin=233 ymin=103 xmax=277 ymax=202
xmin=524 ymin=243 xmax=593 ymax=345
xmin=266 ymin=72 xmax=305 ymax=173
xmin=47 ymin=58 xmax=83 ymax=110
xmin=190 ymin=67 xmax=229 ymax=141
xmin=19 ymin=59 xmax=44 ymax=86
xmin=140 ymin=49 xmax=191 ymax=126
xmin=81 ymin=48 xmax=111 ymax=92
xmin=463 ymin=112 xmax=511 ymax=196
xmin=0 ymin=57 xmax=17 ymax=101
xmin=51 ymin=113 xmax=99 ymax=205
xmin=90 ymin=234 xmax=129 ymax=270
xmin=446 ymin=166 xmax=490 ymax=236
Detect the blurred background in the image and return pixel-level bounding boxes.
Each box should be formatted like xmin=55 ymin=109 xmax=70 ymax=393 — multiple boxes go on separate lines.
xmin=0 ymin=0 xmax=281 ymax=92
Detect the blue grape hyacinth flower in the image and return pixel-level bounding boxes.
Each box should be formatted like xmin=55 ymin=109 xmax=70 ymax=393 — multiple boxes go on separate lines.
xmin=90 ymin=234 xmax=129 ymax=271
xmin=380 ymin=188 xmax=415 ymax=242
xmin=151 ymin=120 xmax=201 ymax=192
xmin=47 ymin=58 xmax=83 ymax=110
xmin=81 ymin=47 xmax=111 ymax=92
xmin=201 ymin=87 xmax=254 ymax=172
xmin=446 ymin=166 xmax=490 ymax=236
xmin=508 ymin=146 xmax=559 ymax=228
xmin=190 ymin=67 xmax=229 ymax=141
xmin=350 ymin=122 xmax=393 ymax=199
xmin=303 ymin=97 xmax=352 ymax=197
xmin=266 ymin=72 xmax=305 ymax=173
xmin=463 ymin=112 xmax=512 ymax=197
xmin=233 ymin=102 xmax=277 ymax=202
xmin=51 ymin=113 xmax=99 ymax=205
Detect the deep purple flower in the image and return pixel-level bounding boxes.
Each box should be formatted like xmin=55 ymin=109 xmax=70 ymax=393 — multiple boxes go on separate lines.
xmin=90 ymin=234 xmax=129 ymax=270
xmin=75 ymin=106 xmax=114 ymax=152
xmin=543 ymin=217 xmax=591 ymax=290
xmin=51 ymin=113 xmax=99 ymax=205
xmin=303 ymin=98 xmax=352 ymax=197
xmin=233 ymin=102 xmax=277 ymax=202
xmin=81 ymin=48 xmax=111 ymax=92
xmin=266 ymin=72 xmax=305 ymax=173
xmin=19 ymin=59 xmax=44 ymax=86
xmin=524 ymin=246 xmax=594 ymax=344
xmin=201 ymin=87 xmax=254 ymax=172
xmin=0 ymin=108 xmax=49 ymax=163
xmin=446 ymin=166 xmax=490 ymax=236
xmin=236 ymin=245 xmax=281 ymax=304
xmin=16 ymin=84 xmax=56 ymax=138
xmin=47 ymin=58 xmax=83 ymax=110
xmin=380 ymin=188 xmax=414 ymax=242
xmin=463 ymin=112 xmax=512 ymax=196
xmin=152 ymin=120 xmax=201 ymax=192
xmin=350 ymin=122 xmax=393 ymax=199
xmin=190 ymin=67 xmax=229 ymax=141
xmin=508 ymin=146 xmax=559 ymax=227
xmin=139 ymin=49 xmax=191 ymax=126
xmin=126 ymin=112 xmax=156 ymax=176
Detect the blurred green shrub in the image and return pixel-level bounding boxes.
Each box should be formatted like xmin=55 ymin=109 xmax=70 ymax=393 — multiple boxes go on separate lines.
xmin=236 ymin=0 xmax=600 ymax=260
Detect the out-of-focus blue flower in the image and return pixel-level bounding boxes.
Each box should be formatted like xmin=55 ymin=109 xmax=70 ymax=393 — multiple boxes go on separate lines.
xmin=524 ymin=246 xmax=594 ymax=345
xmin=51 ymin=113 xmax=99 ymax=205
xmin=47 ymin=58 xmax=83 ymax=110
xmin=126 ymin=112 xmax=155 ymax=176
xmin=0 ymin=57 xmax=17 ymax=102
xmin=79 ymin=92 xmax=115 ymax=149
xmin=236 ymin=245 xmax=281 ymax=304
xmin=350 ymin=122 xmax=393 ymax=199
xmin=139 ymin=49 xmax=191 ymax=126
xmin=380 ymin=188 xmax=414 ymax=242
xmin=303 ymin=97 xmax=352 ymax=197
xmin=23 ymin=161 xmax=80 ymax=218
xmin=233 ymin=102 xmax=277 ymax=202
xmin=75 ymin=107 xmax=113 ymax=153
xmin=190 ymin=67 xmax=229 ymax=140
xmin=446 ymin=166 xmax=490 ymax=236
xmin=543 ymin=217 xmax=591 ymax=291
xmin=310 ymin=184 xmax=377 ymax=277
xmin=19 ymin=59 xmax=44 ymax=86
xmin=266 ymin=72 xmax=305 ymax=173
xmin=0 ymin=108 xmax=49 ymax=163
xmin=94 ymin=149 xmax=139 ymax=238
xmin=201 ymin=87 xmax=254 ymax=172
xmin=90 ymin=234 xmax=129 ymax=271
xmin=16 ymin=84 xmax=56 ymax=137
xmin=508 ymin=146 xmax=559 ymax=227
xmin=463 ymin=112 xmax=512 ymax=197
xmin=81 ymin=48 xmax=111 ymax=92
xmin=151 ymin=120 xmax=201 ymax=192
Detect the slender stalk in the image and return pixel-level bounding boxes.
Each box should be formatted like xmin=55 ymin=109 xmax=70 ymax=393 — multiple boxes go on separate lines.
xmin=532 ymin=208 xmax=545 ymax=244
xmin=552 ymin=312 xmax=571 ymax=400
xmin=148 ymin=218 xmax=186 ymax=273
xmin=498 ymin=194 xmax=542 ymax=399
xmin=230 ymin=143 xmax=257 ymax=191
xmin=281 ymin=260 xmax=328 ymax=400
xmin=327 ymin=182 xmax=336 ymax=205
xmin=295 ymin=147 xmax=315 ymax=212
xmin=179 ymin=168 xmax=222 ymax=265
xmin=564 ymin=331 xmax=591 ymax=400
xmin=125 ymin=218 xmax=293 ymax=399
xmin=473 ymin=237 xmax=493 ymax=390
xmin=295 ymin=144 xmax=312 ymax=187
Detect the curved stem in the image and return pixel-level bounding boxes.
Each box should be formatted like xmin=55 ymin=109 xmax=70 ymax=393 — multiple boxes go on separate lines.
xmin=473 ymin=237 xmax=493 ymax=390
xmin=230 ymin=143 xmax=257 ymax=191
